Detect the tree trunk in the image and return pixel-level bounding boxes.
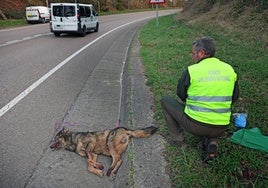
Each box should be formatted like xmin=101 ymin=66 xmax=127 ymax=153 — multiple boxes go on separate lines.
xmin=0 ymin=9 xmax=7 ymax=20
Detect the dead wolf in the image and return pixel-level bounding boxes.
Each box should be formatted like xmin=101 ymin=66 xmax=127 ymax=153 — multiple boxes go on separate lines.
xmin=50 ymin=126 xmax=158 ymax=177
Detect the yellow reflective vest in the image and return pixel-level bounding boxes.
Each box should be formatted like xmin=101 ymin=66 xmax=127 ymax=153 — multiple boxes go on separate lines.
xmin=184 ymin=57 xmax=237 ymax=125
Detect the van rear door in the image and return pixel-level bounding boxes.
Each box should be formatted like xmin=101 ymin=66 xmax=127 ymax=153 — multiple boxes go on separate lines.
xmin=51 ymin=4 xmax=78 ymax=31
xmin=26 ymin=7 xmax=40 ymax=23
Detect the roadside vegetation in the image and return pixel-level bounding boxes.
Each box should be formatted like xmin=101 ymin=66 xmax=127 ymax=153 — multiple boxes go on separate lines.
xmin=139 ymin=1 xmax=267 ymax=187
xmin=0 ymin=19 xmax=27 ymax=28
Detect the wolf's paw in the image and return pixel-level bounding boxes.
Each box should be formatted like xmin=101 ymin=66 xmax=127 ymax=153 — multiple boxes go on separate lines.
xmin=106 ymin=167 xmax=114 ymax=176
xmin=98 ymin=171 xmax=104 ymax=177
xmin=88 ymin=167 xmax=103 ymax=177
xmin=97 ymin=164 xmax=104 ymax=170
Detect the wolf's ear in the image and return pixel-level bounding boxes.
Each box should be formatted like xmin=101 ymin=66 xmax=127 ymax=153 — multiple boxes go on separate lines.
xmin=62 ymin=127 xmax=70 ymax=134
xmin=54 ymin=121 xmax=62 ymax=131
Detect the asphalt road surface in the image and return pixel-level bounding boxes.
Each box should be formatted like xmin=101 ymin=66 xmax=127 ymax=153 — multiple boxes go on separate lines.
xmin=0 ymin=9 xmax=179 ymax=188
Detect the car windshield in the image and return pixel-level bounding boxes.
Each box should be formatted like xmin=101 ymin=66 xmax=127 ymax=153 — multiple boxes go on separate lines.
xmin=52 ymin=5 xmax=75 ymax=17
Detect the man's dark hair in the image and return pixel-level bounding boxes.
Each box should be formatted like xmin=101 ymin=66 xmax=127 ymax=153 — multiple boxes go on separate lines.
xmin=192 ymin=36 xmax=216 ymax=57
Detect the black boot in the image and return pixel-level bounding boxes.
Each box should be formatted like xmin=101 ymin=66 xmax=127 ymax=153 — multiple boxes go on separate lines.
xmin=203 ymin=139 xmax=218 ymax=163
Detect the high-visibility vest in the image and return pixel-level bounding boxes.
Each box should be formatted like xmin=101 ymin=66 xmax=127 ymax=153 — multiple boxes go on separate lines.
xmin=184 ymin=57 xmax=237 ymax=125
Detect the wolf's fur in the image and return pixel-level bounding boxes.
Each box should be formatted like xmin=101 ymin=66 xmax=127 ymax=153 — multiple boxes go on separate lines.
xmin=50 ymin=126 xmax=158 ymax=176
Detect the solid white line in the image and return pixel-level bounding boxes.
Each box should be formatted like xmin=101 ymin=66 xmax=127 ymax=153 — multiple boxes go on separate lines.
xmin=0 ymin=16 xmax=153 ymax=118
xmin=115 ymin=45 xmax=129 ymax=127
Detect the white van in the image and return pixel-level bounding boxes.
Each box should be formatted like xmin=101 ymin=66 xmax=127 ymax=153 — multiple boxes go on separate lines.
xmin=26 ymin=6 xmax=50 ymax=24
xmin=50 ymin=3 xmax=99 ymax=37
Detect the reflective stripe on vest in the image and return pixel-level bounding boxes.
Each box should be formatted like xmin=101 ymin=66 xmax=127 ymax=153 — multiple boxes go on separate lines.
xmin=187 ymin=95 xmax=232 ymax=113
xmin=186 ymin=105 xmax=231 ymax=113
xmin=188 ymin=96 xmax=232 ymax=102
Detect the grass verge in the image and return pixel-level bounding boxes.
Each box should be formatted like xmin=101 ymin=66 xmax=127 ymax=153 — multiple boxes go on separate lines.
xmin=0 ymin=19 xmax=27 ymax=29
xmin=139 ymin=14 xmax=268 ymax=187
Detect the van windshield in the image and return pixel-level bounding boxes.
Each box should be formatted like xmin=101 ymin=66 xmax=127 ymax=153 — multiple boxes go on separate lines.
xmin=52 ymin=5 xmax=75 ymax=17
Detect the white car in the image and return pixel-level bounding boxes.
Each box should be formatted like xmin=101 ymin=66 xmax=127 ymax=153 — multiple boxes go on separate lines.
xmin=26 ymin=6 xmax=50 ymax=24
xmin=50 ymin=3 xmax=99 ymax=37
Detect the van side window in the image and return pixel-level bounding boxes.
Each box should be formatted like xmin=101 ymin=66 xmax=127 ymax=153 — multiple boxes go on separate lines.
xmin=80 ymin=6 xmax=86 ymax=17
xmin=85 ymin=7 xmax=91 ymax=17
xmin=64 ymin=6 xmax=75 ymax=17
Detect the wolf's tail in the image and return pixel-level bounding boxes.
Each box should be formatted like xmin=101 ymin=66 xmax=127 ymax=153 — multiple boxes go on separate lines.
xmin=127 ymin=126 xmax=158 ymax=138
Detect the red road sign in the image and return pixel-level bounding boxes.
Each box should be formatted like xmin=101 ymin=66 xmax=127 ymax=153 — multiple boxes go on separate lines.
xmin=149 ymin=0 xmax=166 ymax=4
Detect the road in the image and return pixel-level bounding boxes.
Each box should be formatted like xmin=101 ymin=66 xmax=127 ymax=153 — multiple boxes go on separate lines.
xmin=0 ymin=9 xmax=178 ymax=188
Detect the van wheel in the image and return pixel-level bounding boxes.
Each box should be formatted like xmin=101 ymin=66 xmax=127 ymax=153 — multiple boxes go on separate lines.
xmin=54 ymin=32 xmax=61 ymax=37
xmin=94 ymin=23 xmax=99 ymax=32
xmin=80 ymin=26 xmax=86 ymax=37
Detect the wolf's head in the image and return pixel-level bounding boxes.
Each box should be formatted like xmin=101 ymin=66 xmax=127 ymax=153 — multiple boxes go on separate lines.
xmin=50 ymin=127 xmax=71 ymax=150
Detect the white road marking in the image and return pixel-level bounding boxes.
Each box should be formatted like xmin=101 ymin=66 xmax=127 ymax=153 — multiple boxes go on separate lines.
xmin=0 ymin=33 xmax=52 ymax=47
xmin=5 ymin=40 xmax=20 ymax=44
xmin=0 ymin=16 xmax=153 ymax=118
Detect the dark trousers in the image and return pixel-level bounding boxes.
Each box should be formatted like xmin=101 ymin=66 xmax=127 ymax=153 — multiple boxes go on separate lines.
xmin=161 ymin=96 xmax=227 ymax=143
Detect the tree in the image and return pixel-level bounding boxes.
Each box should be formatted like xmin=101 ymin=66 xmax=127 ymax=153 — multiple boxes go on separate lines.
xmin=27 ymin=0 xmax=45 ymax=6
xmin=0 ymin=0 xmax=26 ymax=19
xmin=0 ymin=9 xmax=7 ymax=20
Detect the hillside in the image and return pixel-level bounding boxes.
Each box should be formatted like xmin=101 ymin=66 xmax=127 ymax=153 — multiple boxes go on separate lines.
xmin=178 ymin=0 xmax=267 ymax=45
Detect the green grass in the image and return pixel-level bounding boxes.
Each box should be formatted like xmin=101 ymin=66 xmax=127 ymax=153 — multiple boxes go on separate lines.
xmin=0 ymin=19 xmax=27 ymax=29
xmin=139 ymin=14 xmax=268 ymax=187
